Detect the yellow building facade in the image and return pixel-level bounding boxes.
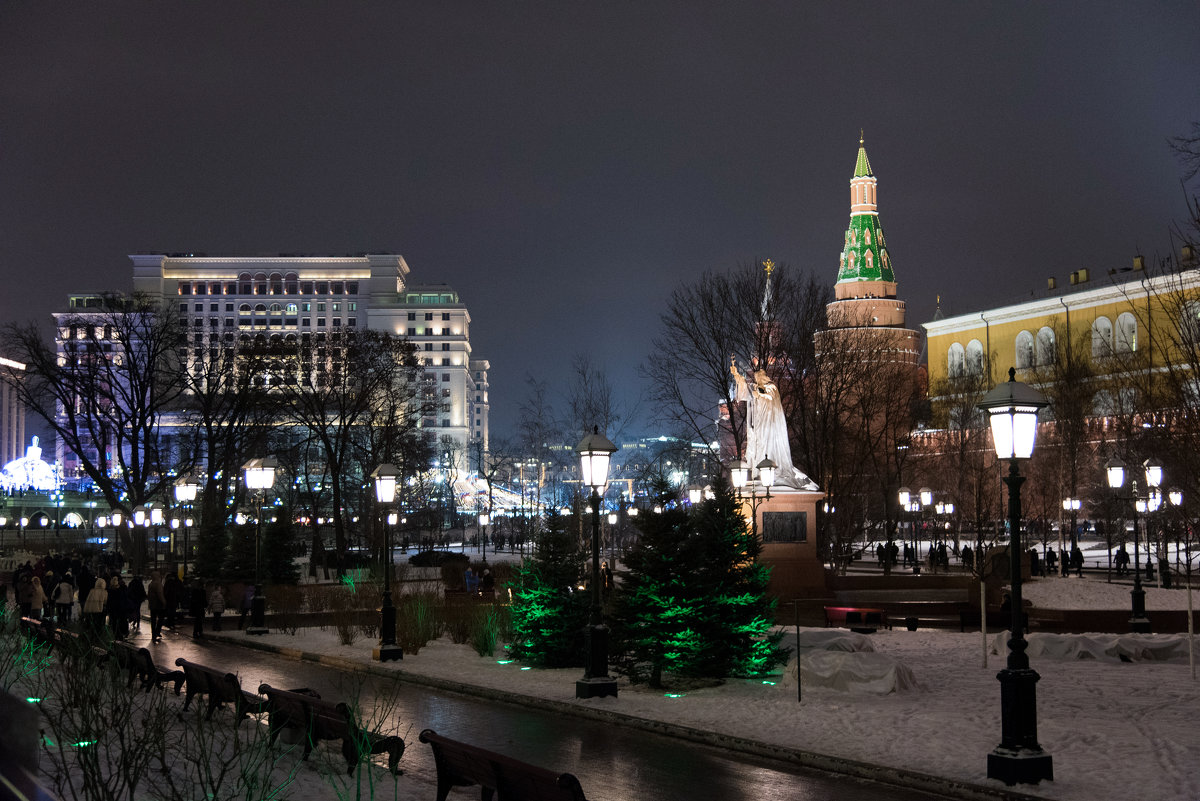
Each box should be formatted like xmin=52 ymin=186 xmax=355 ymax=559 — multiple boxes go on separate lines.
xmin=923 ymin=257 xmax=1200 ymax=415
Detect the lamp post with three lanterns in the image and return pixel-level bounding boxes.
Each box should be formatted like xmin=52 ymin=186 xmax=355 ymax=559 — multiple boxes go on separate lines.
xmin=372 ymin=463 xmax=403 ymax=661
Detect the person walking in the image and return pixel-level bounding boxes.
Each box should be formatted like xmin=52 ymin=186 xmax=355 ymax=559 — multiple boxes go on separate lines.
xmin=237 ymin=584 xmax=254 ymax=630
xmin=28 ymin=576 xmax=47 ymax=621
xmin=107 ymin=574 xmax=130 ymax=640
xmin=188 ymin=580 xmax=206 ymax=638
xmin=82 ymin=577 xmax=108 ymax=639
xmin=147 ymin=571 xmax=167 ymax=643
xmin=53 ymin=573 xmax=75 ymax=623
xmin=127 ymin=575 xmax=147 ymax=633
xmin=164 ymin=572 xmax=183 ymax=630
xmin=208 ymin=585 xmax=226 ymax=631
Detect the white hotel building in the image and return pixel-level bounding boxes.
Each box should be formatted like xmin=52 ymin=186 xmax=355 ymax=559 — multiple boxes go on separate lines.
xmin=68 ymin=253 xmax=487 ymax=471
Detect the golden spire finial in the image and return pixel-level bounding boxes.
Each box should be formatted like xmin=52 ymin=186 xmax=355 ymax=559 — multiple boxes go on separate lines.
xmin=859 ymin=129 xmax=864 ymax=145
xmin=763 ymin=259 xmax=775 ymax=277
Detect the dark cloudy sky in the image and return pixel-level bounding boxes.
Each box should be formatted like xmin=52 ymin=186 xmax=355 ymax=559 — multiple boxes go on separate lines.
xmin=2 ymin=2 xmax=1198 ymax=439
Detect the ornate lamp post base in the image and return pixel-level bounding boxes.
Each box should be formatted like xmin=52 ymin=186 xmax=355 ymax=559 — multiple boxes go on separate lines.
xmin=1130 ymin=585 xmax=1151 ymax=632
xmin=373 ymin=594 xmax=403 ymax=661
xmin=987 ymin=665 xmax=1053 ymax=785
xmin=575 ymin=623 xmax=618 ymax=699
xmin=373 ymin=644 xmax=404 ymax=662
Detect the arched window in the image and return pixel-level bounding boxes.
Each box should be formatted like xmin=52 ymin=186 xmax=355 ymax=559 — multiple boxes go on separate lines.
xmin=864 ymin=250 xmax=873 ymax=272
xmin=1115 ymin=312 xmax=1137 ymax=353
xmin=254 ymin=304 xmax=266 ymax=313
xmin=864 ymin=229 xmax=872 ymax=246
xmin=1036 ymin=327 xmax=1056 ymax=365
xmin=239 ymin=304 xmax=251 ymax=312
xmin=1181 ymin=301 xmax=1200 ymax=344
xmin=947 ymin=343 xmax=965 ymax=377
xmin=1092 ymin=317 xmax=1113 ymax=358
xmin=1015 ymin=330 xmax=1034 ymax=369
xmin=966 ymin=339 xmax=985 ymax=376
xmin=847 ymin=252 xmax=855 ymax=271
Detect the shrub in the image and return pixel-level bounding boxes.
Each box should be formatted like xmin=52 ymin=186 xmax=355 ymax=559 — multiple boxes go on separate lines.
xmin=470 ymin=605 xmax=506 ymax=657
xmin=395 ymin=591 xmax=441 ymax=655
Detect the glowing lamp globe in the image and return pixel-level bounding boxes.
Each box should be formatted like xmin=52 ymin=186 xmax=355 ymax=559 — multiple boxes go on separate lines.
xmin=977 ymin=368 xmax=1047 ymax=460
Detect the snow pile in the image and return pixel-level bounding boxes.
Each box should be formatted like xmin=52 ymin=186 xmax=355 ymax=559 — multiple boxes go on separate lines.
xmin=788 ymin=649 xmax=921 ymax=694
xmin=992 ymin=631 xmax=1193 ymax=662
xmin=794 ymin=629 xmax=875 ymax=652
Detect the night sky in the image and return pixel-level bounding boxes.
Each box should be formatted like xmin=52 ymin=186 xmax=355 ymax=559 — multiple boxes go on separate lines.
xmin=2 ymin=3 xmax=1198 ymax=440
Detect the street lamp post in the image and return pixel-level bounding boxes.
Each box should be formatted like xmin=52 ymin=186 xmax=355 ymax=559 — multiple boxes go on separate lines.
xmin=729 ymin=458 xmax=776 ymax=540
xmin=174 ymin=475 xmax=199 ymax=579
xmin=242 ymin=456 xmax=277 ymax=636
xmin=1106 ymin=457 xmax=1159 ymax=632
xmin=479 ymin=511 xmax=490 ymax=565
xmin=372 ymin=463 xmax=403 ymax=662
xmin=575 ymin=426 xmax=619 ymax=699
xmin=977 ymin=367 xmax=1053 ymax=786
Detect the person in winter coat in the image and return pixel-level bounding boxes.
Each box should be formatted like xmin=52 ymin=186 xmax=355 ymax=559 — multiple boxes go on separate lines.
xmin=16 ymin=573 xmax=34 ymax=618
xmin=107 ymin=575 xmax=130 ymax=640
xmin=127 ymin=576 xmax=147 ymax=633
xmin=163 ymin=573 xmax=183 ymax=630
xmin=28 ymin=577 xmax=47 ymax=621
xmin=237 ymin=584 xmax=254 ymax=630
xmin=146 ymin=571 xmax=167 ymax=643
xmin=208 ymin=586 xmax=226 ymax=631
xmin=53 ymin=573 xmax=75 ymax=623
xmin=82 ymin=577 xmax=108 ymax=637
xmin=188 ymin=581 xmax=206 ymax=638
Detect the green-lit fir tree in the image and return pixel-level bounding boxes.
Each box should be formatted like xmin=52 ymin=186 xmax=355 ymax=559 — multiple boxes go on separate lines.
xmin=612 ymin=478 xmax=788 ymax=686
xmin=507 ymin=508 xmax=590 ymax=667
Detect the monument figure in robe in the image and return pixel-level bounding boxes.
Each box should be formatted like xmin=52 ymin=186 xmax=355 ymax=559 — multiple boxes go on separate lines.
xmin=730 ymin=357 xmax=812 ymax=491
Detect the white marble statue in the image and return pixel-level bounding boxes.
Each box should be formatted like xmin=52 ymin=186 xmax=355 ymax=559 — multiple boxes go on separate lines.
xmin=730 ymin=357 xmax=812 ymax=490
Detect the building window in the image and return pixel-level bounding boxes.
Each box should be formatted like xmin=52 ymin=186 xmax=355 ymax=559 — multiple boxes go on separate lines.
xmin=425 ymin=313 xmax=434 ymax=321
xmin=348 ymin=318 xmax=356 ymax=327
xmin=332 ymin=318 xmax=341 ymax=327
xmin=317 ymin=318 xmax=326 ymax=327
xmin=1015 ymin=330 xmax=1034 ymax=369
xmin=947 ymin=343 xmax=965 ymax=377
xmin=442 ymin=373 xmax=450 ymax=382
xmin=408 ymin=327 xmax=416 ymax=336
xmin=442 ymin=313 xmax=450 ymax=321
xmin=408 ymin=312 xmax=416 ymax=321
xmin=424 ymin=343 xmax=433 ymax=351
xmin=1092 ymin=317 xmax=1113 ymax=358
xmin=966 ymin=339 xmax=984 ymax=376
xmin=442 ymin=343 xmax=451 ymax=351
xmin=1115 ymin=312 xmax=1137 ymax=353
xmin=1036 ymin=327 xmax=1056 ymax=365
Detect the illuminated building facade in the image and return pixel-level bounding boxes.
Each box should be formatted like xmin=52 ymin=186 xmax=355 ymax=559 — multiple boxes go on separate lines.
xmin=58 ymin=253 xmax=487 ymax=474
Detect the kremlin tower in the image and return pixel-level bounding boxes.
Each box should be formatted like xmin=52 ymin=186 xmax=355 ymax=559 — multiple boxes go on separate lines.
xmin=817 ymin=136 xmax=921 ymax=366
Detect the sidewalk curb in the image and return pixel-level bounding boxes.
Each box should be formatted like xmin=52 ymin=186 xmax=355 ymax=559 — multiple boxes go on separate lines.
xmin=215 ymin=633 xmax=1048 ymax=801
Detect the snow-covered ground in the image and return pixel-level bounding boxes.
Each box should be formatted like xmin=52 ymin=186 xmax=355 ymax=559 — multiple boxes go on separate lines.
xmin=229 ymin=574 xmax=1200 ymax=801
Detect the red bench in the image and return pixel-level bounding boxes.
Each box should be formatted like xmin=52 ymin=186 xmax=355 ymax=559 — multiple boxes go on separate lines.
xmin=822 ymin=606 xmax=890 ymax=633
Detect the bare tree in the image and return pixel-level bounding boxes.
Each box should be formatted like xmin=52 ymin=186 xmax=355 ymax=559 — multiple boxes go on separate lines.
xmin=0 ymin=293 xmax=186 ymax=570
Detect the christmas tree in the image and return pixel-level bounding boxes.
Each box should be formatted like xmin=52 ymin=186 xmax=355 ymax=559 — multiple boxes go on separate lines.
xmin=507 ymin=508 xmax=590 ymax=667
xmin=612 ymin=479 xmax=787 ymax=686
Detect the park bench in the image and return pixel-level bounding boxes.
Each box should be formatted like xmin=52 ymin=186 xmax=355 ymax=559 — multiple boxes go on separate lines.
xmin=257 ymin=684 xmax=404 ymax=775
xmin=19 ymin=617 xmax=108 ymax=663
xmin=112 ymin=641 xmax=184 ymax=694
xmin=822 ymin=606 xmax=890 ymax=633
xmin=174 ymin=657 xmax=263 ymax=724
xmin=418 ymin=728 xmax=588 ymax=801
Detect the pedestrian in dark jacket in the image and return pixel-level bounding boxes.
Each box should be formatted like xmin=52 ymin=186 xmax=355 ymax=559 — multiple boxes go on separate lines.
xmin=208 ymin=586 xmax=226 ymax=631
xmin=147 ymin=571 xmax=167 ymax=643
xmin=188 ymin=581 xmax=206 ymax=638
xmin=127 ymin=576 xmax=147 ymax=633
xmin=164 ymin=573 xmax=183 ymax=630
xmin=108 ymin=575 xmax=130 ymax=640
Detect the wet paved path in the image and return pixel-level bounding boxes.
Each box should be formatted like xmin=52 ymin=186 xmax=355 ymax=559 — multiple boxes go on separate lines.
xmin=138 ymin=624 xmax=952 ymax=801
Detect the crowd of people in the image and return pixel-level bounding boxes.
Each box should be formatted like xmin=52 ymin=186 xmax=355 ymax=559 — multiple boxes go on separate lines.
xmin=3 ymin=550 xmax=256 ymax=642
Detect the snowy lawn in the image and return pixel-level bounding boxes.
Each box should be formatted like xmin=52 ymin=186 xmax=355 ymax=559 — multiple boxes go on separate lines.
xmin=237 ymin=575 xmax=1200 ymax=801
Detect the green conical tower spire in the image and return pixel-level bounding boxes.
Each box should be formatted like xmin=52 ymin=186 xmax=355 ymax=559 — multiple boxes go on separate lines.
xmin=837 ymin=134 xmax=895 ymax=286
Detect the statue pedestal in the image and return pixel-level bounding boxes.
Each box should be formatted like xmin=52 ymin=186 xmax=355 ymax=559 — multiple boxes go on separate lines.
xmin=741 ymin=489 xmax=826 ymax=603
